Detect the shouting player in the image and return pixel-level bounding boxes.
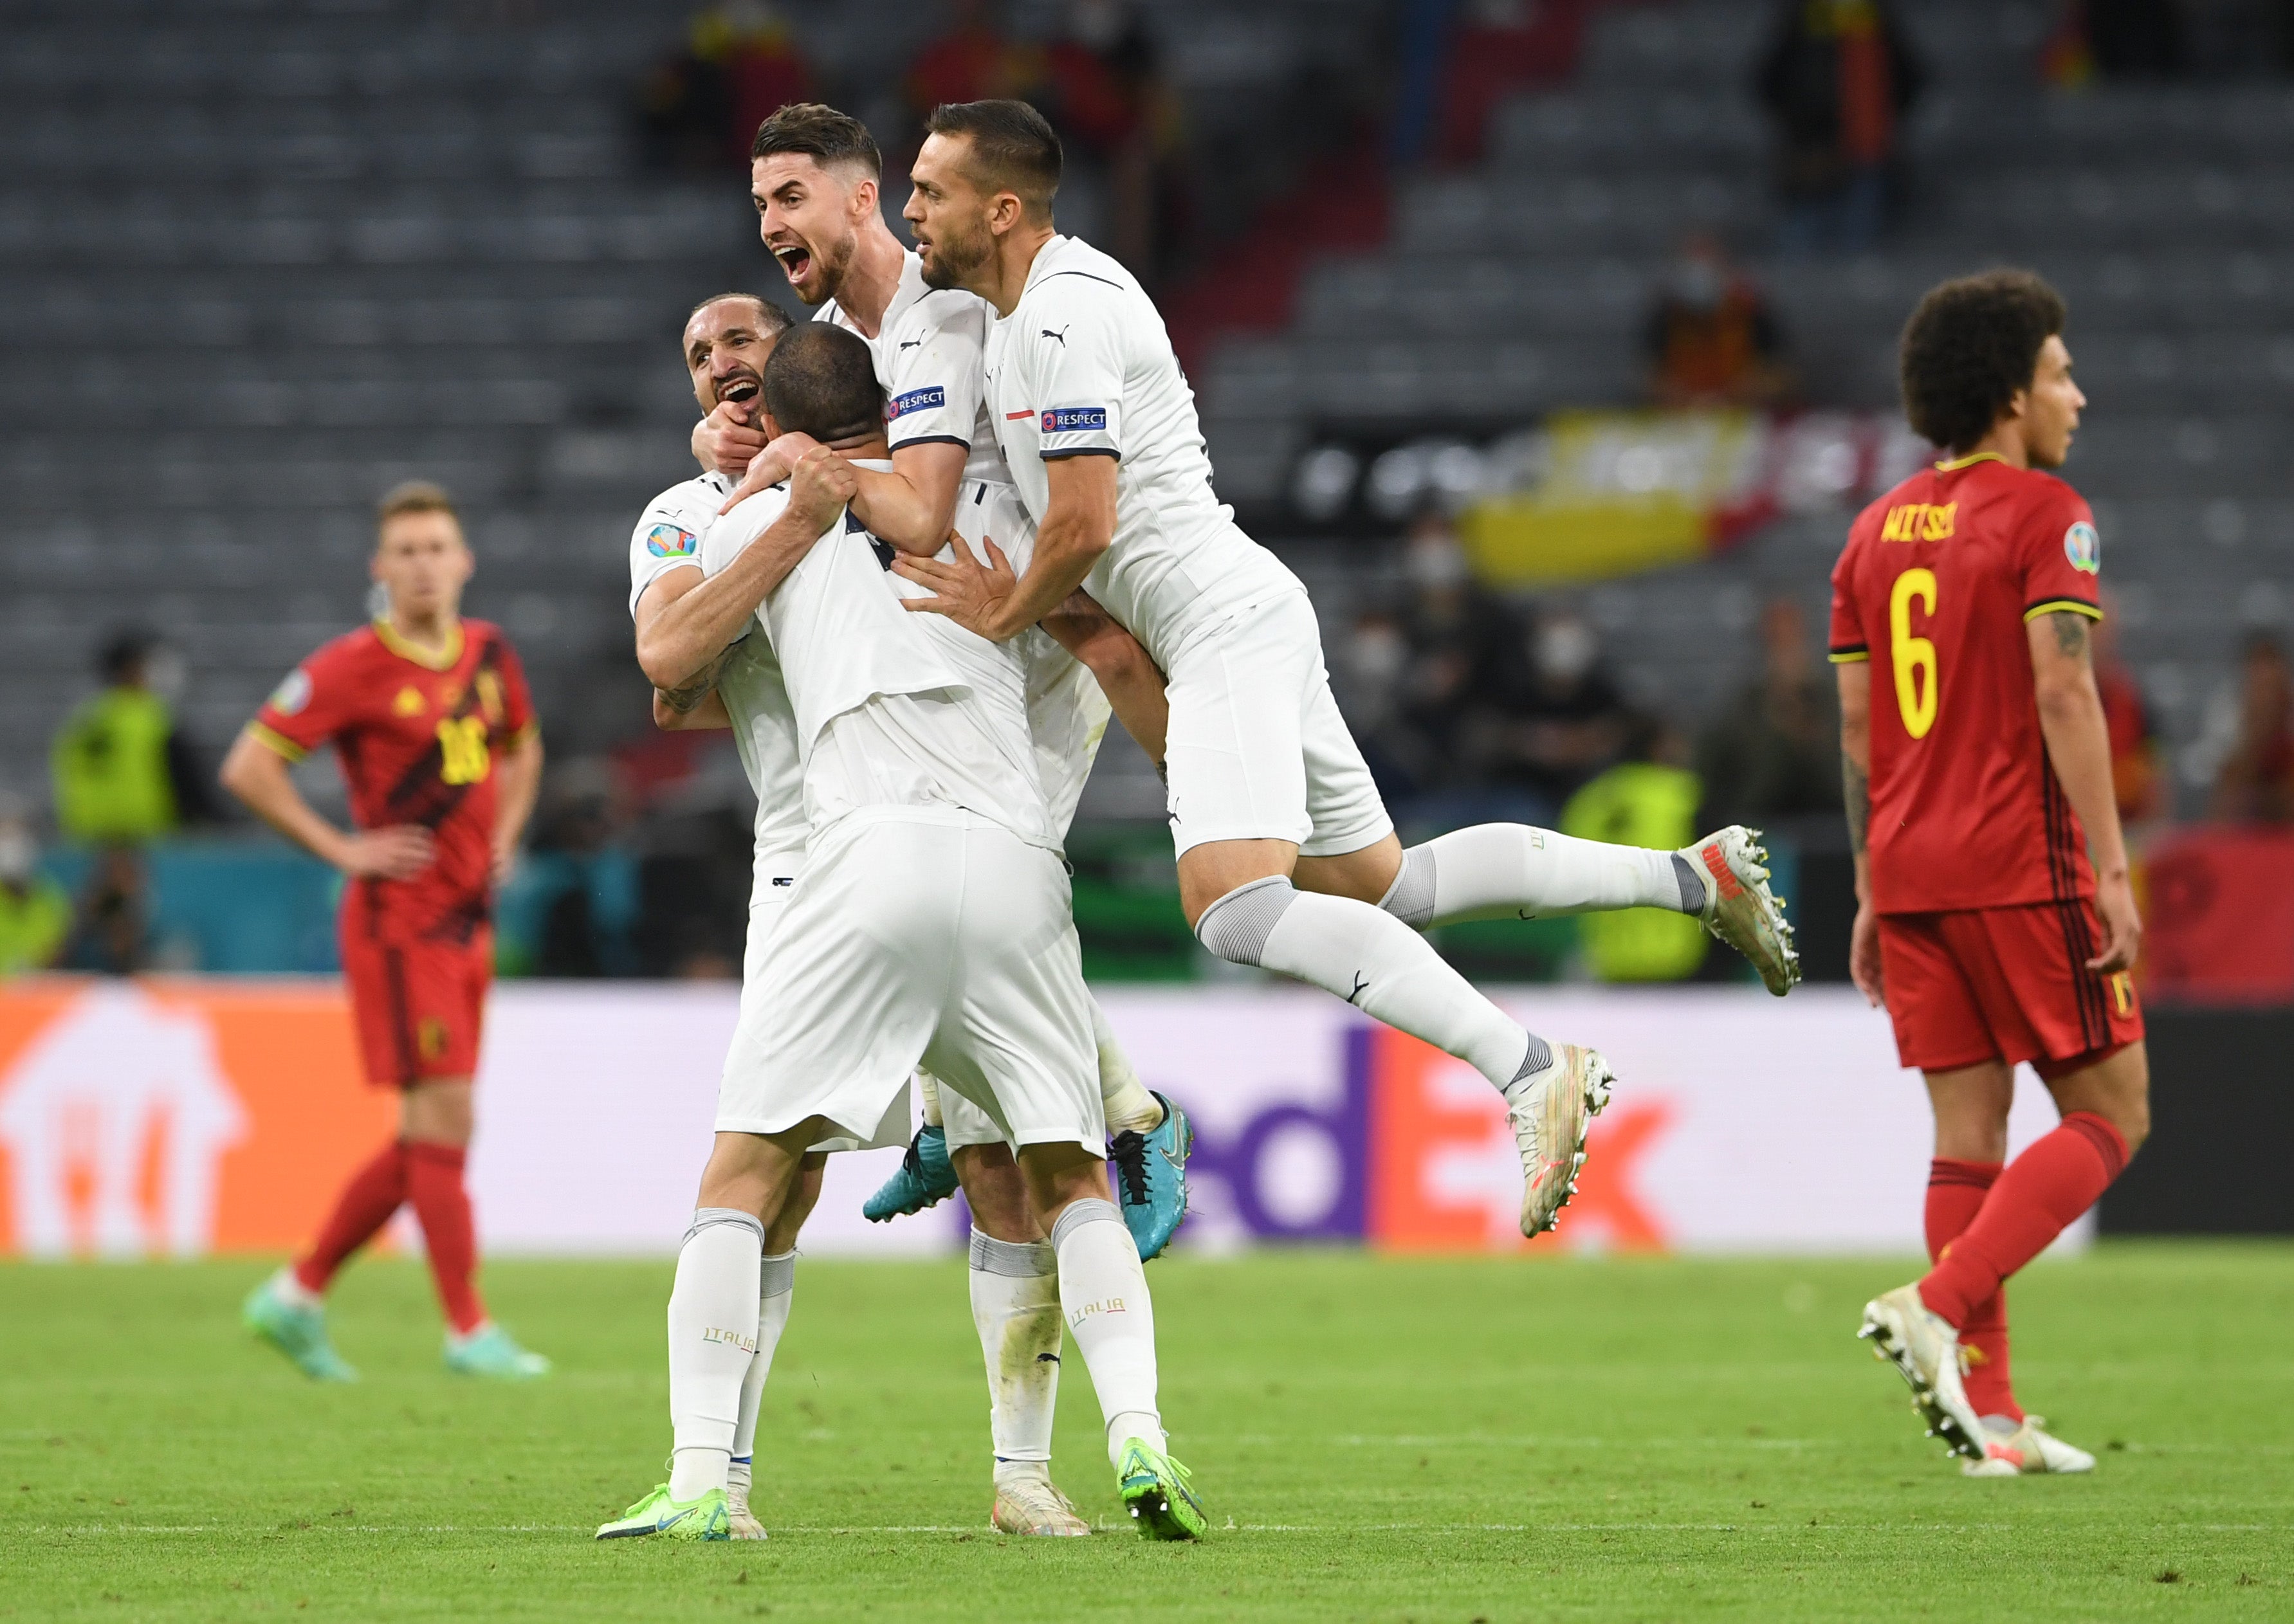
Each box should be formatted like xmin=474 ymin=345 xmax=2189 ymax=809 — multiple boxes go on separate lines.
xmin=228 ymin=482 xmax=551 ymax=1382
xmin=891 ymin=100 xmax=1797 ymax=1239
xmin=699 ymin=103 xmax=1188 ymax=1249
xmin=1835 ymin=271 xmax=2149 ymax=1474
xmin=601 ymin=324 xmax=1202 ymax=1542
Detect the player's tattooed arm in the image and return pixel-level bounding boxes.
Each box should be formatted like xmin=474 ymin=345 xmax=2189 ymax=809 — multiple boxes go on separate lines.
xmin=2029 ymin=607 xmax=2140 ymax=972
xmin=652 ymin=646 xmax=737 ymax=731
xmin=1835 ymin=658 xmax=1884 ymax=1005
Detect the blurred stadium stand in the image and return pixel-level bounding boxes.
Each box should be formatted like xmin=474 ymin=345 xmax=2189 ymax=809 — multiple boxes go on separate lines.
xmin=1 ymin=0 xmax=2289 ymax=985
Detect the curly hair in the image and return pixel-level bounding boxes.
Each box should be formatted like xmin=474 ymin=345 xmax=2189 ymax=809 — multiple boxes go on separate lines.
xmin=1898 ymin=269 xmax=2068 ymax=453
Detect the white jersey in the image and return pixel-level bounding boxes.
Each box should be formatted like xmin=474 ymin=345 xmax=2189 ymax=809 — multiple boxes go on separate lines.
xmin=702 ymin=472 xmax=1056 ymax=852
xmin=823 ymin=248 xmax=1112 ymax=839
xmin=984 ymin=233 xmax=1303 ymax=669
xmin=627 ymin=471 xmax=808 ymax=879
xmin=819 ymin=250 xmax=1005 ymax=493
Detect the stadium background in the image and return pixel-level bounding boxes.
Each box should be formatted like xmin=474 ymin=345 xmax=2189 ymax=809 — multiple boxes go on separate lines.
xmin=3 ymin=0 xmax=2292 ymax=1263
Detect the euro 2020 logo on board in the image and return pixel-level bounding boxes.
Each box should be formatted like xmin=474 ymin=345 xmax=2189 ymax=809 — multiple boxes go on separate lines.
xmin=2064 ymin=520 xmax=2101 ymax=574
xmin=645 ymin=524 xmax=697 ymax=560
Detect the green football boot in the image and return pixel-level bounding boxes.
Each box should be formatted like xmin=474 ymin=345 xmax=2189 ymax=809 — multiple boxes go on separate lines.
xmin=1110 ymin=1092 xmax=1192 ymax=1261
xmin=445 ymin=1322 xmax=552 ymax=1380
xmin=594 ymin=1483 xmax=731 ymax=1541
xmin=1116 ymin=1437 xmax=1206 ymax=1541
xmin=861 ymin=1125 xmax=957 ymax=1222
xmin=242 ymin=1271 xmax=358 ymax=1383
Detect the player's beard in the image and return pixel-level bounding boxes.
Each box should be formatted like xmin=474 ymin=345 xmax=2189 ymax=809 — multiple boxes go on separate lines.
xmin=920 ymin=214 xmax=993 ymax=291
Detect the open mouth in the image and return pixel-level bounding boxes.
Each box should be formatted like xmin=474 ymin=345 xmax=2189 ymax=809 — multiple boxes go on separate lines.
xmin=772 ymin=242 xmax=813 ymax=284
xmin=719 ymin=374 xmax=760 ymax=407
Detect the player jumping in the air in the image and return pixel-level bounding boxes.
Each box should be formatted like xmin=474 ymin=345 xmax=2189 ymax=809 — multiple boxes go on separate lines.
xmin=699 ymin=104 xmax=1189 ymax=1252
xmin=887 ymin=100 xmax=1798 ymax=1239
xmin=1835 ymin=271 xmax=2149 ymax=1474
xmin=226 ymin=483 xmax=551 ymax=1382
xmin=600 ymin=324 xmax=1202 ymax=1543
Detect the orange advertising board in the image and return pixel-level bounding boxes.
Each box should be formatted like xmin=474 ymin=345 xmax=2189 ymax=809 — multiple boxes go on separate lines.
xmin=0 ymin=978 xmax=395 ymax=1258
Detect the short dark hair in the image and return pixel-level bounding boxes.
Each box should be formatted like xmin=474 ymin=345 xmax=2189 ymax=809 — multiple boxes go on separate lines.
xmin=923 ymin=99 xmax=1061 ymax=221
xmin=378 ymin=480 xmax=457 ymax=525
xmin=687 ymin=291 xmax=793 ymax=335
xmin=749 ymin=102 xmax=881 ymax=178
xmin=1898 ymin=269 xmax=2068 ymax=453
xmin=762 ymin=322 xmax=885 ymax=444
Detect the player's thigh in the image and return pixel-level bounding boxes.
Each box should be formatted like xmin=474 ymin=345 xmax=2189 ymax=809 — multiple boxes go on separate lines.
xmin=1294 ymin=661 xmax=1395 ymax=872
xmin=1161 ymin=598 xmax=1321 ymax=858
xmin=719 ymin=821 xmax=958 ymax=1133
xmin=937 ymin=828 xmax=1102 ymax=1153
xmin=1982 ymin=900 xmax=2146 ymax=1075
xmin=1875 ymin=913 xmax=2003 ymax=1073
xmin=342 ymin=932 xmax=482 ymax=1089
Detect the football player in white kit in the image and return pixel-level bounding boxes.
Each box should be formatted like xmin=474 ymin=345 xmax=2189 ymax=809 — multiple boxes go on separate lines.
xmin=697 ymin=103 xmax=1191 ymax=1261
xmin=602 ymin=316 xmax=1203 ymax=1543
xmin=892 ymin=100 xmax=1803 ymax=1241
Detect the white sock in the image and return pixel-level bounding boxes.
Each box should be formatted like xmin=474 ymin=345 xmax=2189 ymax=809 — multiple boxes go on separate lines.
xmin=1200 ymin=878 xmax=1547 ymax=1092
xmin=918 ymin=1068 xmax=946 ymax=1131
xmin=271 ymin=1266 xmax=322 ymax=1309
xmin=1379 ymin=824 xmax=1702 ymax=927
xmin=666 ymin=1209 xmax=763 ymax=1502
xmin=1049 ymin=1198 xmax=1166 ymax=1466
xmin=969 ymin=1229 xmax=1063 ymax=1480
xmin=728 ymin=1249 xmax=797 ymax=1508
xmin=1090 ymin=996 xmax=1162 ymax=1135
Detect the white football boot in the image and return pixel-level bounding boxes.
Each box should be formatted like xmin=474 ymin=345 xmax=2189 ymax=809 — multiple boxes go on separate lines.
xmin=1505 ymin=1043 xmax=1615 ymax=1237
xmin=990 ymin=1470 xmax=1092 ymax=1537
xmin=1962 ymin=1415 xmax=2098 ymax=1477
xmin=1682 ymin=826 xmax=1800 ymax=996
xmin=1859 ymin=1284 xmax=1988 ymax=1463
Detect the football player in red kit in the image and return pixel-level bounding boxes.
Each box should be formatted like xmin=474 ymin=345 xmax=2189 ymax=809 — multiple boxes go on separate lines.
xmin=225 ymin=482 xmax=550 ymax=1381
xmin=1834 ymin=271 xmax=2149 ymax=1475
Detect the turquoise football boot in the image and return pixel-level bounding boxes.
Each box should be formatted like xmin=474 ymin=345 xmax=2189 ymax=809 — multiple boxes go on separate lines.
xmin=862 ymin=1125 xmax=957 ymax=1222
xmin=444 ymin=1322 xmax=551 ymax=1380
xmin=1110 ymin=1092 xmax=1191 ymax=1261
xmin=242 ymin=1271 xmax=358 ymax=1383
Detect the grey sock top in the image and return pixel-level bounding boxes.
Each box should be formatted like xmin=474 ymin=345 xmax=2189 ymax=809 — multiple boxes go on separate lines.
xmin=1381 ymin=845 xmax=1437 ymax=929
xmin=760 ymin=1248 xmax=798 ymax=1299
xmin=684 ymin=1207 xmax=765 ymax=1247
xmin=1047 ymin=1196 xmax=1126 ymax=1251
xmin=1670 ymin=851 xmax=1707 ymax=916
xmin=969 ymin=1228 xmax=1057 ymax=1278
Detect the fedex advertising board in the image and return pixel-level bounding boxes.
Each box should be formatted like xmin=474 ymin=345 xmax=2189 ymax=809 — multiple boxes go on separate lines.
xmin=0 ymin=980 xmax=2084 ymax=1259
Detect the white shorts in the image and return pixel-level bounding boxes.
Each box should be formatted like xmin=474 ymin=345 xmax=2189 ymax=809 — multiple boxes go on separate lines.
xmin=1162 ymin=588 xmax=1393 ymax=859
xmin=716 ymin=809 xmax=1103 ymax=1154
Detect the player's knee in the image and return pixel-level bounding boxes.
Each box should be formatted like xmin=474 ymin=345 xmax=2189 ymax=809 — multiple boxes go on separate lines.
xmin=1195 ymin=876 xmax=1299 ymax=967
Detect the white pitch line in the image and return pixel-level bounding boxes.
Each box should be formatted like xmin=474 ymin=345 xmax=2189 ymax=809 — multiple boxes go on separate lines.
xmin=23 ymin=1521 xmax=2290 ymax=1538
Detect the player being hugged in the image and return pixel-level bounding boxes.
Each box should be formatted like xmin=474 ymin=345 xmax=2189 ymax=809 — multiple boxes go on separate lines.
xmin=228 ymin=483 xmax=550 ymax=1383
xmin=1837 ymin=271 xmax=2149 ymax=1475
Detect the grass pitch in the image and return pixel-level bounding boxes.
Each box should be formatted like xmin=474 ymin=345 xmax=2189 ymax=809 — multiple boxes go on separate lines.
xmin=3 ymin=1245 xmax=2289 ymax=1622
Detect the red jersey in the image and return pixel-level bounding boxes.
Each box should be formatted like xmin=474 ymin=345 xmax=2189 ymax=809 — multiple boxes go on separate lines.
xmin=251 ymin=618 xmax=537 ymax=942
xmin=1829 ymin=453 xmax=2104 ymax=915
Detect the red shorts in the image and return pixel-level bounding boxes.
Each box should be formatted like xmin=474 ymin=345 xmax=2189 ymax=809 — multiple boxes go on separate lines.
xmin=340 ymin=926 xmax=493 ymax=1088
xmin=1878 ymin=900 xmax=2143 ymax=1075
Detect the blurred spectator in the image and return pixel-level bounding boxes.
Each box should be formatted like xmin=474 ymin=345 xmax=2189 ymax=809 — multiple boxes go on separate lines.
xmin=1644 ymin=235 xmax=1793 ymax=410
xmin=2210 ymin=634 xmax=2294 ymax=824
xmin=1427 ymin=0 xmax=1592 ymax=167
xmin=60 ymin=844 xmax=149 ymax=975
xmin=1487 ymin=606 xmax=1634 ymax=812
xmin=1045 ymin=1 xmax=1188 ymax=282
xmin=1694 ymin=596 xmax=1840 ymax=827
xmin=520 ymin=758 xmax=640 ymax=978
xmin=50 ymin=628 xmax=219 ymax=846
xmin=639 ymin=1 xmax=815 ymax=172
xmin=908 ymin=0 xmax=1030 ymax=115
xmin=1755 ymin=0 xmax=1925 ymax=255
xmin=2092 ymin=596 xmax=2169 ymax=831
xmin=1561 ymin=719 xmax=1709 ymax=982
xmin=0 ymin=800 xmax=69 ymax=976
